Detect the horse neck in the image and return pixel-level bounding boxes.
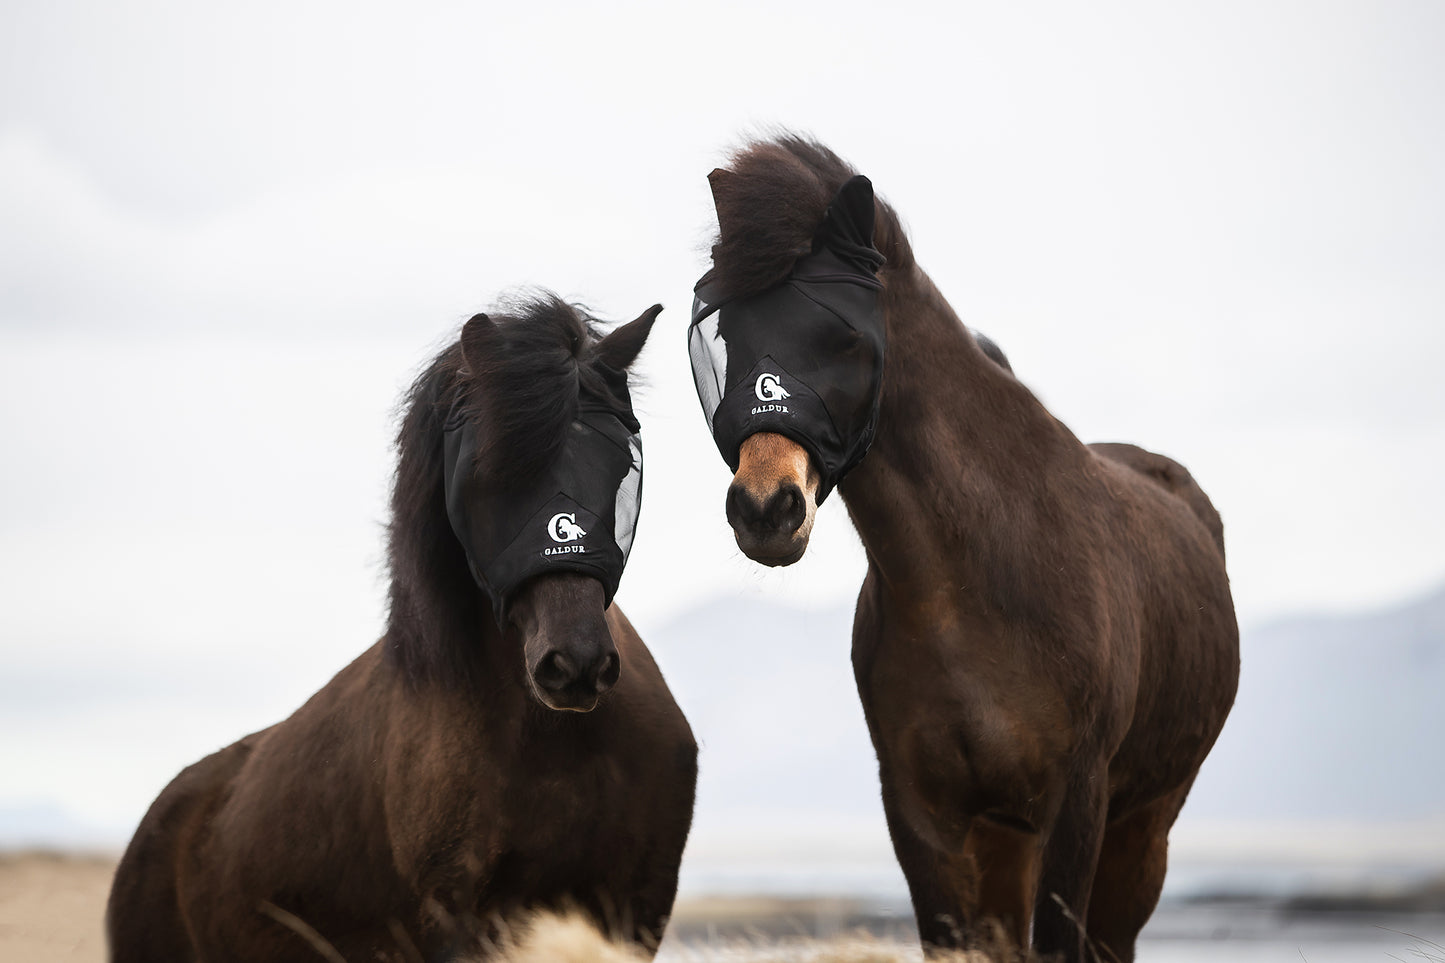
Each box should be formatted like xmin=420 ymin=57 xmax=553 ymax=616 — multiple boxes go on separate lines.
xmin=387 ymin=579 xmax=511 ymax=690
xmin=384 ymin=486 xmax=524 ymax=699
xmin=838 ymin=267 xmax=1088 ymax=619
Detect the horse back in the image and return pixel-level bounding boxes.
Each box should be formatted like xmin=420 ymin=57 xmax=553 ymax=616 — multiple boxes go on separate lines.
xmin=1088 ymin=442 xmax=1225 ymax=558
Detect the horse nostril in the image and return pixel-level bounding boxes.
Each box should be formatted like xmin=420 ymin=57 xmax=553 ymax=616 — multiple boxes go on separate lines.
xmin=534 ymin=651 xmax=577 ymax=691
xmin=767 ymin=485 xmax=805 ymax=536
xmin=726 ymin=484 xmax=763 ymax=530
xmin=594 ymin=652 xmax=620 ymax=693
xmin=727 ymin=483 xmax=804 ymax=537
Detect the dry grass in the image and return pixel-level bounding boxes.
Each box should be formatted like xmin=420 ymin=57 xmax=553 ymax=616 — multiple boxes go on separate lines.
xmin=491 ymin=910 xmax=1009 ymax=963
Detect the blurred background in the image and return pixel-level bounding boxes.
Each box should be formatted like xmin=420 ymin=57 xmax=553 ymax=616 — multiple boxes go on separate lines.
xmin=2 ymin=1 xmax=1442 ymax=959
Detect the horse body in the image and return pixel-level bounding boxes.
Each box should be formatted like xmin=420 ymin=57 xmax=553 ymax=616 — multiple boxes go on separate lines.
xmin=109 ymin=298 xmax=696 ymax=961
xmin=112 ymin=624 xmax=693 ymax=962
xmin=845 ymin=273 xmax=1239 ymax=961
xmin=698 ymin=139 xmax=1238 ymax=961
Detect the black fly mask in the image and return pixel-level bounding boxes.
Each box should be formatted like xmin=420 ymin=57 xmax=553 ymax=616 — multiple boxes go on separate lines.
xmin=442 ymin=365 xmax=643 ymax=619
xmin=688 ymin=174 xmax=886 ymax=503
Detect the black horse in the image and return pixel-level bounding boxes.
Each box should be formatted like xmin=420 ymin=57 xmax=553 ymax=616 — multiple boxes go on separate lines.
xmin=108 ymin=294 xmax=697 ymax=961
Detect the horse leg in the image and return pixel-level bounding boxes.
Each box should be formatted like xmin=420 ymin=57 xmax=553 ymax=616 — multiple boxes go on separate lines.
xmin=1031 ymin=771 xmax=1109 ymax=963
xmin=617 ymin=746 xmax=697 ymax=954
xmin=612 ymin=840 xmax=692 ymax=955
xmin=879 ymin=801 xmax=970 ymax=953
xmin=1084 ymin=784 xmax=1191 ymax=963
xmin=959 ymin=818 xmax=1041 ymax=954
xmin=882 ymin=793 xmax=1041 ymax=957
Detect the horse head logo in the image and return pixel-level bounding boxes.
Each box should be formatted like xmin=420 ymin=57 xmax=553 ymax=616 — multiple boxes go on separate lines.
xmin=547 ymin=512 xmax=587 ymax=543
xmin=755 ymin=372 xmax=791 ymax=402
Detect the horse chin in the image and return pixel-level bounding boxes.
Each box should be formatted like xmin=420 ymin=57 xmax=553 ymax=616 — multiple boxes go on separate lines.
xmin=526 ymin=680 xmax=602 ymax=713
xmin=734 ymin=531 xmax=811 ymax=567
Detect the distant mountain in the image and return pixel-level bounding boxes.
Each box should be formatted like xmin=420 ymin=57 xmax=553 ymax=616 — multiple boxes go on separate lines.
xmin=1185 ymin=583 xmax=1445 ymax=821
xmin=647 ymin=597 xmax=904 ymax=895
xmin=647 ymin=582 xmax=1445 ymax=836
xmin=0 ymin=800 xmax=127 ymax=851
xmin=9 ymin=584 xmax=1441 ymax=866
xmin=650 ymin=598 xmax=881 ymax=824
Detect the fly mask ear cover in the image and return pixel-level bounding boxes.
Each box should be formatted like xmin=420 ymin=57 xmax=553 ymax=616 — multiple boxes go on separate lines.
xmin=442 ymin=365 xmax=644 ymax=620
xmin=688 ymin=174 xmax=886 ymax=504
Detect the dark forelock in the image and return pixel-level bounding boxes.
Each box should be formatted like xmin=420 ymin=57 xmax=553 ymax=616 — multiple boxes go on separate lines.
xmin=707 ymin=133 xmax=913 ymax=301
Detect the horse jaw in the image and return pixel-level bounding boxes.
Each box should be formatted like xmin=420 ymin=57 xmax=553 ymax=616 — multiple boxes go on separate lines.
xmin=726 ymin=432 xmax=819 ymax=567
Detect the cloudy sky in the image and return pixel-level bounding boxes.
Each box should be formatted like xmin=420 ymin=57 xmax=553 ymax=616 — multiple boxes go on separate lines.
xmin=2 ymin=0 xmax=1442 ymax=848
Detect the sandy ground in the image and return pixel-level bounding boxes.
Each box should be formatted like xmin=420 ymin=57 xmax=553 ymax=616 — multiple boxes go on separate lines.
xmin=0 ymin=852 xmax=937 ymax=963
xmin=15 ymin=849 xmax=1445 ymax=963
xmin=0 ymin=852 xmax=113 ymax=963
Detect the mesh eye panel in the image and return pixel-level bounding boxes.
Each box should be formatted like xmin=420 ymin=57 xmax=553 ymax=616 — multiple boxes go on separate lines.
xmin=687 ymin=296 xmax=726 ymax=434
xmin=443 ymin=408 xmax=644 ymax=618
xmin=613 ymin=432 xmax=643 ymax=562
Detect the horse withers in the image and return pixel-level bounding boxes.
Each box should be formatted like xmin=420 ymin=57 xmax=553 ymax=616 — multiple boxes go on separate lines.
xmin=689 ymin=137 xmax=1238 ymax=962
xmin=108 ymin=295 xmax=697 ymax=961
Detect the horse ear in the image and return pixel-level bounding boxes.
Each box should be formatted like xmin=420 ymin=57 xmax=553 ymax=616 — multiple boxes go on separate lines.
xmin=820 ymin=174 xmax=877 ymax=249
xmin=460 ymin=313 xmax=499 ymax=374
xmin=707 ymin=168 xmax=734 ymax=206
xmin=707 ymin=168 xmax=748 ymax=240
xmin=595 ymin=304 xmax=662 ymax=371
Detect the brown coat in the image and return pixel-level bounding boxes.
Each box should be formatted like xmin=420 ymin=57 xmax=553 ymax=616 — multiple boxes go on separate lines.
xmin=107 ymin=297 xmax=696 ymax=962
xmin=705 ymin=136 xmax=1238 ymax=963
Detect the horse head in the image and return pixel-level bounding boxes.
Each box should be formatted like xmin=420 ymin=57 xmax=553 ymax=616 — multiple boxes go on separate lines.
xmin=689 ymin=157 xmax=887 ymax=567
xmin=438 ymin=296 xmax=659 ymax=711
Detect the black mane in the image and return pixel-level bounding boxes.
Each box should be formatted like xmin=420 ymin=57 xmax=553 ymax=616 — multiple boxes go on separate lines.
xmin=707 ymin=133 xmax=914 ymax=302
xmin=384 ymin=292 xmax=624 ymax=682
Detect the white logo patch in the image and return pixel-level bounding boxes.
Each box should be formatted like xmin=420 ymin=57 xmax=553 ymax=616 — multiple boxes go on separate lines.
xmin=548 ymin=512 xmax=587 ymax=543
xmin=755 ymin=372 xmax=792 ymax=402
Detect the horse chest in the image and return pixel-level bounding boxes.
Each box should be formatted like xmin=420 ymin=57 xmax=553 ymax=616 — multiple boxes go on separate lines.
xmin=859 ymin=622 xmax=1074 ymax=850
xmin=494 ymin=752 xmax=634 ymax=852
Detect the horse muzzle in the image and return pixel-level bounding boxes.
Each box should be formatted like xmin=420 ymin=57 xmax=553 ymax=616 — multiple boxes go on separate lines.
xmin=528 ymin=643 xmax=620 ymax=712
xmin=511 ymin=574 xmax=620 ymax=712
xmin=725 ymin=432 xmax=819 ymax=566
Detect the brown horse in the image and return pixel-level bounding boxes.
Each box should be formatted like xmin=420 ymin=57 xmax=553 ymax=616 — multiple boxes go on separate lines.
xmin=690 ymin=137 xmax=1238 ymax=962
xmin=108 ymin=294 xmax=697 ymax=962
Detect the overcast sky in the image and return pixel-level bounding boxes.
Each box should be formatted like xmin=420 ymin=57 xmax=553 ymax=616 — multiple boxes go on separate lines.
xmin=2 ymin=0 xmax=1442 ymax=842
